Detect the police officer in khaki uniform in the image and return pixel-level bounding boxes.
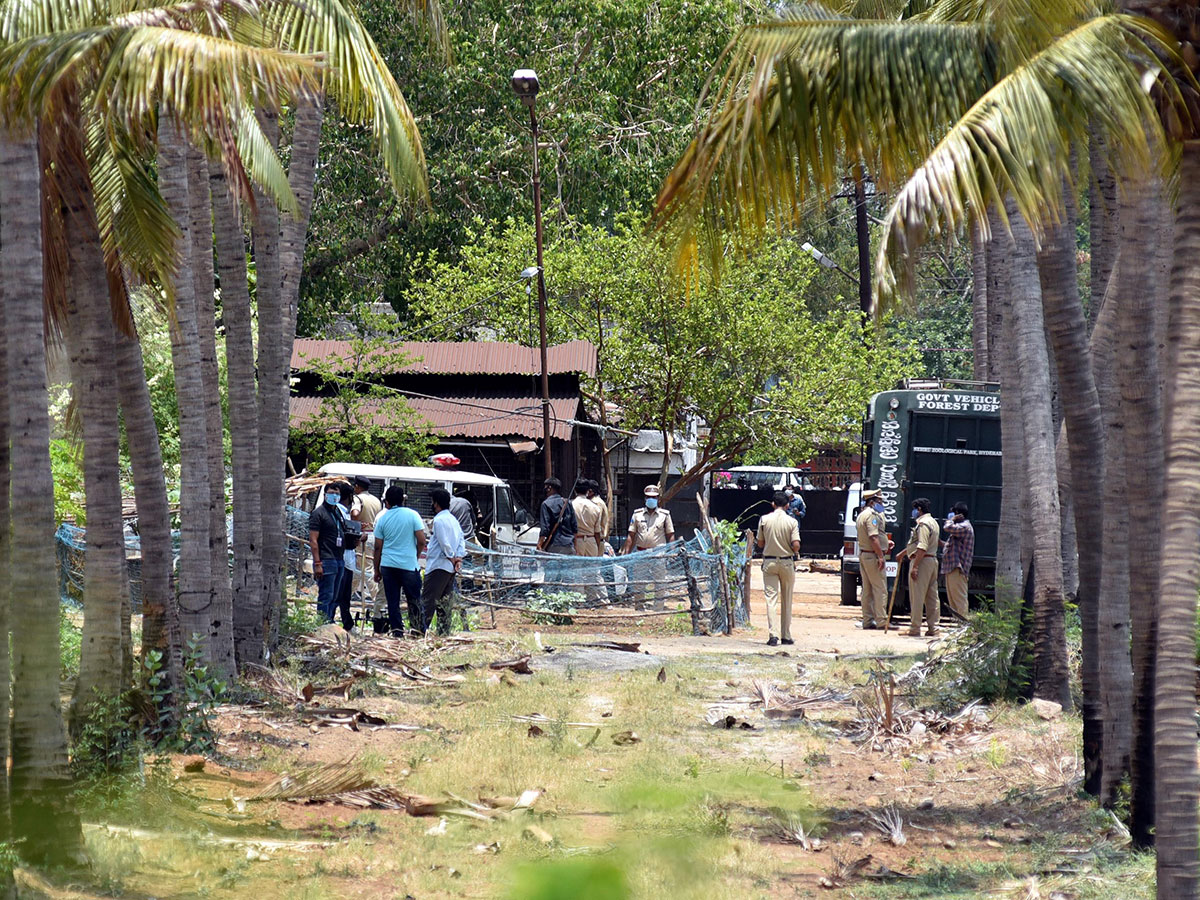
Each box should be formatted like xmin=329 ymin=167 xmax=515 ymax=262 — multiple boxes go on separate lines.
xmin=622 ymin=484 xmax=675 ymax=608
xmin=896 ymin=497 xmax=940 ymax=636
xmin=855 ymin=488 xmax=891 ymax=629
xmin=756 ymin=491 xmax=800 ymax=646
xmin=571 ymin=481 xmax=605 ymax=601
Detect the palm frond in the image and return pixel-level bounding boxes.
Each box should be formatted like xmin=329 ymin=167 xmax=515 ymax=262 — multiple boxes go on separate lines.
xmin=232 ymin=102 xmax=296 ymax=214
xmin=86 ymin=110 xmax=180 ymax=291
xmin=874 ymin=14 xmax=1178 ymax=304
xmin=261 ymin=0 xmax=439 ymax=204
xmin=655 ymin=19 xmax=998 ymax=274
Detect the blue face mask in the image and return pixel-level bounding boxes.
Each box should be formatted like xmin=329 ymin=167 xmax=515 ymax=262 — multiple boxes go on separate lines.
xmin=325 ymin=492 xmax=340 ymax=505
xmin=911 ymin=507 xmax=919 ymax=520
xmin=872 ymin=501 xmax=884 ymax=512
xmin=645 ymin=498 xmax=658 ymax=510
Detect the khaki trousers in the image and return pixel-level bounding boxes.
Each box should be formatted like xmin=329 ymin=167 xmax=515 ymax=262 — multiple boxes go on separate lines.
xmin=859 ymin=552 xmax=887 ymax=627
xmin=762 ymin=559 xmax=795 ymax=640
xmin=945 ymin=568 xmax=969 ymax=619
xmin=908 ymin=557 xmax=940 ymax=633
xmin=574 ymin=537 xmax=603 ymax=602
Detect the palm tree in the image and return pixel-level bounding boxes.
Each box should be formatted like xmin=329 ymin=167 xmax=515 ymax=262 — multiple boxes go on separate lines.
xmin=210 ymin=162 xmax=266 ymax=666
xmin=654 ymin=0 xmax=1169 ymax=783
xmin=0 ymin=185 xmax=12 ymax=858
xmin=0 ymin=127 xmax=83 ymax=863
xmin=187 ymin=143 xmax=236 ymax=677
xmin=250 ymin=0 xmax=445 ymax=648
xmin=113 ymin=324 xmax=181 ymax=687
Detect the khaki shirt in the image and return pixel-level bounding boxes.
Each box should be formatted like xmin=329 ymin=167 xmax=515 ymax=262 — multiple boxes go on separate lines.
xmin=906 ymin=513 xmax=940 ymax=555
xmin=572 ymin=496 xmax=603 ymax=541
xmin=757 ymin=508 xmax=800 ymax=558
xmin=590 ymin=496 xmax=610 ymax=539
xmin=357 ymin=491 xmax=382 ymax=529
xmin=855 ymin=506 xmax=886 ymax=554
xmin=629 ymin=507 xmax=674 ymax=548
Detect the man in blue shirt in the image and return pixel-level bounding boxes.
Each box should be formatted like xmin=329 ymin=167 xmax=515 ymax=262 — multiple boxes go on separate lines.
xmin=372 ymin=485 xmax=427 ymax=637
xmin=537 ymin=476 xmax=577 ymax=588
xmin=421 ymin=488 xmax=466 ymax=635
xmin=308 ymin=483 xmax=350 ymax=625
xmin=785 ymin=486 xmax=806 ymax=528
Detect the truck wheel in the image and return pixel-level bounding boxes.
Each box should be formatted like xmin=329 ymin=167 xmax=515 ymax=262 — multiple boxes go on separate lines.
xmin=840 ymin=570 xmax=859 ymax=606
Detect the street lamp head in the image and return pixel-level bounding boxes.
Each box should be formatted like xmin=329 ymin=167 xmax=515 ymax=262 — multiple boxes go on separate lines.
xmin=519 ymin=266 xmax=541 ymax=280
xmin=511 ymin=69 xmax=540 ymax=105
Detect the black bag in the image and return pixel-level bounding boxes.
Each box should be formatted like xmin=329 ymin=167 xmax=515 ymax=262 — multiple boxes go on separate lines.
xmin=372 ymin=615 xmax=391 ymax=634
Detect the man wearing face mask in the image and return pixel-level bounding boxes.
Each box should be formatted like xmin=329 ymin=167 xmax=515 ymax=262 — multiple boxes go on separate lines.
xmin=622 ymin=484 xmax=675 ymax=608
xmin=940 ymin=502 xmax=974 ymax=619
xmin=855 ymin=488 xmax=891 ymax=629
xmin=308 ymin=482 xmax=350 ymax=625
xmin=896 ymin=497 xmax=941 ymax=636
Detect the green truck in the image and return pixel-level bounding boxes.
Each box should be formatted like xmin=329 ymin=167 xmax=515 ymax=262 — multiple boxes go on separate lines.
xmin=847 ymin=379 xmax=1002 ymax=610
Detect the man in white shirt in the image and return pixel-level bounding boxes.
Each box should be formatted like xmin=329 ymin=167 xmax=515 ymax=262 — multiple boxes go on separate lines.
xmin=421 ymin=488 xmax=466 ymax=635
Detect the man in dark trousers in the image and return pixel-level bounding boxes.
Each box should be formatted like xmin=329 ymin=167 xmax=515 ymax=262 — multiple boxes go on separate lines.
xmin=308 ymin=482 xmax=350 ymax=625
xmin=537 ymin=476 xmax=577 ymax=589
xmin=373 ymin=485 xmax=427 ymax=636
xmin=420 ymin=488 xmax=466 ymax=635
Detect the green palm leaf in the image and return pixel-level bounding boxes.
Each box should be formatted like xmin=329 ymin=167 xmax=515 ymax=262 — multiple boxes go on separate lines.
xmin=874 ymin=14 xmax=1178 ymax=303
xmin=260 ymin=0 xmax=447 ymax=204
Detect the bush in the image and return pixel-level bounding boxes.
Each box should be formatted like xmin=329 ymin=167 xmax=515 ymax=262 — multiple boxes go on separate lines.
xmin=918 ymin=602 xmax=1023 ymax=708
xmin=524 ymin=590 xmax=581 ymax=625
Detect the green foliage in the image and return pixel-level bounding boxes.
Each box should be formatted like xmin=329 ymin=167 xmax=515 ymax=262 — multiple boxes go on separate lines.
xmin=918 ymin=601 xmax=1025 ymax=708
xmin=281 ymin=598 xmax=327 ymax=639
xmin=290 ymin=307 xmax=434 ymax=469
xmin=72 ymin=636 xmax=227 ymax=788
xmin=508 ymin=859 xmax=629 ymax=900
xmin=60 ymin=608 xmax=82 ymax=683
xmin=524 ymin=589 xmax=581 ymax=625
xmin=405 ymin=215 xmax=918 ymax=490
xmin=303 ymin=0 xmax=766 ymax=324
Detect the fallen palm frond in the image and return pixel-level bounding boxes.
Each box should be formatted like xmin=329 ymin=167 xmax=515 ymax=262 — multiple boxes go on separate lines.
xmin=819 ymin=852 xmax=873 ymax=889
xmin=775 ymin=814 xmax=821 ymax=850
xmin=868 ymin=803 xmax=907 ymax=846
xmin=247 ymin=762 xmax=542 ymax=818
xmin=241 ymin=663 xmax=308 ymax=703
xmin=706 ymin=683 xmax=845 ymax=729
xmin=846 ymin=696 xmax=991 ymax=749
xmin=572 ymin=640 xmax=643 ymax=653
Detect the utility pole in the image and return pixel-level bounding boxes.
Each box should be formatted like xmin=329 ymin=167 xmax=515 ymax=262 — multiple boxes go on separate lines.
xmin=853 ymin=164 xmax=872 ymax=326
xmin=512 ymin=68 xmax=553 ymax=480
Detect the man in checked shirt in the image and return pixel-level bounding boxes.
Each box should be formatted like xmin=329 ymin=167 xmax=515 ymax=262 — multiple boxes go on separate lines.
xmin=940 ymin=502 xmax=975 ymax=620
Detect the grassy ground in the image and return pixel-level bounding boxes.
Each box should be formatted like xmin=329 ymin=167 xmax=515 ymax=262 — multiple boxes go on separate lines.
xmin=46 ymin=616 xmax=1154 ymax=900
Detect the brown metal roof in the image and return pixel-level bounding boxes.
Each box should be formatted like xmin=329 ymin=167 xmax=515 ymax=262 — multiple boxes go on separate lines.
xmin=291 ymin=339 xmax=597 ymax=377
xmin=291 ymin=393 xmax=581 ymax=441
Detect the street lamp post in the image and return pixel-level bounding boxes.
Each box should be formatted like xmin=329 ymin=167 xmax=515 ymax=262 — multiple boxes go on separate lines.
xmin=511 ymin=68 xmax=553 ymax=481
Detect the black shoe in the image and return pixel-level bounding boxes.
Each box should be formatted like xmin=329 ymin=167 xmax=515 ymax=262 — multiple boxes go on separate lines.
xmin=766 ymin=636 xmax=779 ymax=647
xmin=781 ymin=638 xmax=794 ymax=645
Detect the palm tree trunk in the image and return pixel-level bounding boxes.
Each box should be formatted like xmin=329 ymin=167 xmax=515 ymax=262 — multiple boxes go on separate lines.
xmin=187 ymin=145 xmax=235 ymax=678
xmin=970 ymin=215 xmax=989 ymax=380
xmin=1114 ymin=183 xmax=1166 ymax=850
xmin=988 ymin=208 xmax=1024 ymax=606
xmin=1154 ymin=141 xmax=1200 ymax=899
xmin=261 ymin=94 xmax=326 ymax=646
xmin=114 ymin=327 xmax=182 ymax=690
xmin=1007 ymin=207 xmax=1071 ymax=710
xmin=1088 ymin=128 xmax=1118 ymax=332
xmin=2 ymin=127 xmax=82 ymax=864
xmin=210 ymin=161 xmax=265 ymax=666
xmin=159 ymin=121 xmax=214 ymax=656
xmin=61 ymin=160 xmax=129 ymax=716
xmin=253 ymin=109 xmax=286 ymax=647
xmin=1035 ymin=192 xmax=1104 ymax=791
xmin=1090 ymin=259 xmax=1133 ymax=807
xmin=0 ymin=227 xmax=13 ymax=850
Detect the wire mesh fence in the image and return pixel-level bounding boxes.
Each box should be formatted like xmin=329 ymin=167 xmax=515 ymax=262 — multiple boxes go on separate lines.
xmin=58 ymin=506 xmax=751 ymax=633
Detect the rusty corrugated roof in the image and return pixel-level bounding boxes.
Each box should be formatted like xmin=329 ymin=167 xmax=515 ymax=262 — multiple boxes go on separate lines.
xmin=291 ymin=339 xmax=597 ymax=377
xmin=291 ymin=393 xmax=581 ymax=441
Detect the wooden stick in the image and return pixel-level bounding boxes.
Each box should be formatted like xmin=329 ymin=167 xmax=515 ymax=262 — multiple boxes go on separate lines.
xmin=883 ymin=559 xmax=904 ymax=633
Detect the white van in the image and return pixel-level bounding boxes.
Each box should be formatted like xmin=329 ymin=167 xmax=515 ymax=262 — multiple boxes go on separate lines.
xmin=719 ymin=465 xmax=814 ymax=491
xmin=840 ymin=481 xmax=862 ymax=605
xmin=318 ymin=463 xmax=538 ymax=546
